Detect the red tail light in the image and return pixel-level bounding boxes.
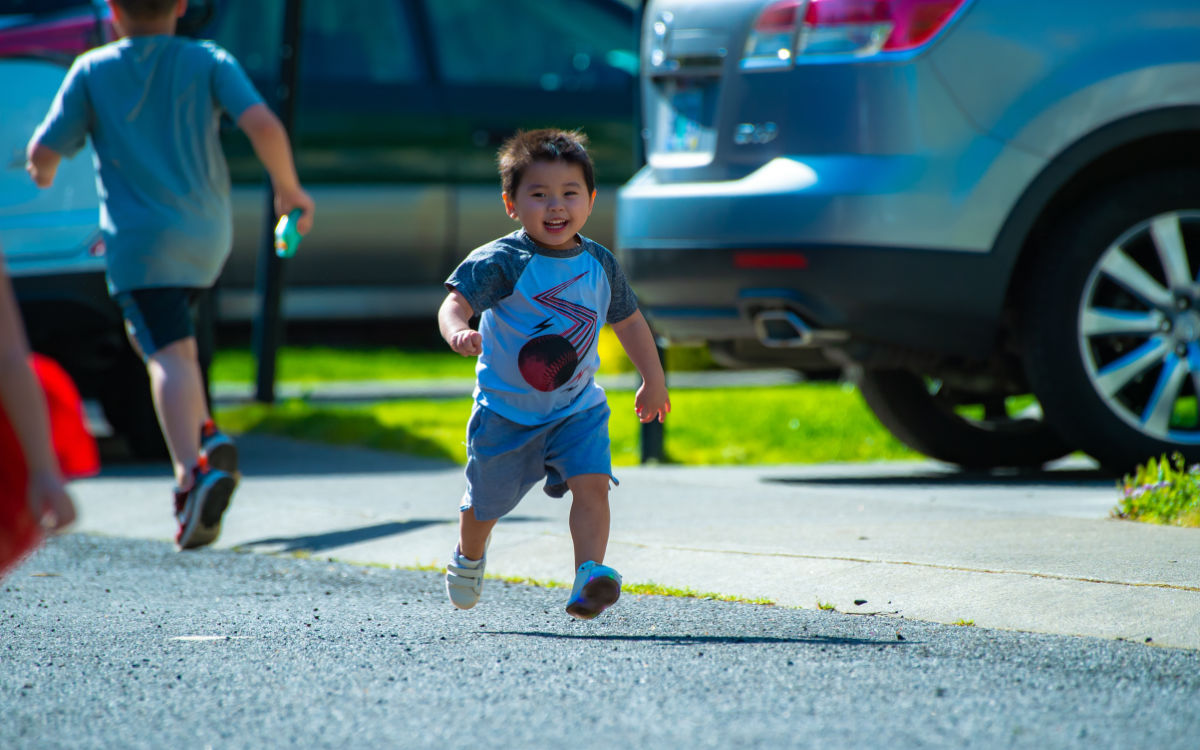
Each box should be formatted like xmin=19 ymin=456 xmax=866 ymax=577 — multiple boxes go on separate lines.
xmin=0 ymin=13 xmax=112 ymax=60
xmin=743 ymin=0 xmax=968 ymax=69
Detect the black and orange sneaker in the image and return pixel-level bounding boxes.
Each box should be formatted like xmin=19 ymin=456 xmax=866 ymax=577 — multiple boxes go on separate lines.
xmin=200 ymin=418 xmax=238 ymax=476
xmin=174 ymin=456 xmax=236 ymax=550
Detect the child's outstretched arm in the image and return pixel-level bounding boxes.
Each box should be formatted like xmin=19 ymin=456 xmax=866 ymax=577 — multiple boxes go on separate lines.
xmin=439 ymin=289 xmax=482 ymax=356
xmin=0 ymin=260 xmax=76 ymax=530
xmin=611 ymin=309 xmax=670 ymax=424
xmin=25 ymin=142 xmax=62 ymax=189
xmin=238 ymin=103 xmax=315 ymax=234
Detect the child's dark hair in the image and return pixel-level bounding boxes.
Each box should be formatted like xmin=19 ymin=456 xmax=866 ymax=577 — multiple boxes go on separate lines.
xmin=112 ymin=0 xmax=178 ymax=20
xmin=498 ymin=129 xmax=595 ymax=197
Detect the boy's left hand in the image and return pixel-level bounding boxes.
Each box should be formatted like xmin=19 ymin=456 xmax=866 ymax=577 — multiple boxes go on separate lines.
xmin=634 ymin=382 xmax=670 ymax=423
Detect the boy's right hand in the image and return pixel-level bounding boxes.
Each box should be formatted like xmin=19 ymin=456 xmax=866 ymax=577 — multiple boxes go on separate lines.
xmin=448 ymin=329 xmax=483 ymax=357
xmin=275 ymin=187 xmax=315 ymax=234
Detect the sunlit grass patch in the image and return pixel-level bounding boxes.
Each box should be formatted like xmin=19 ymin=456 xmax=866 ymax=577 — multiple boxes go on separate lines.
xmin=1115 ymin=453 xmax=1200 ymax=528
xmin=622 ymin=582 xmax=774 ymax=605
xmin=215 ymin=383 xmax=921 ymax=467
xmin=211 ymin=346 xmax=477 ymax=384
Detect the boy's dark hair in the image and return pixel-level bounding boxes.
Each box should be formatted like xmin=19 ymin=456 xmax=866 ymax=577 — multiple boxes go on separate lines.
xmin=112 ymin=0 xmax=178 ymax=20
xmin=498 ymin=129 xmax=595 ymax=197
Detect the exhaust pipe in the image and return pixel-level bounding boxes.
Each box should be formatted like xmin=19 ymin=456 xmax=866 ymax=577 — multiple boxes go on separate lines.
xmin=753 ymin=309 xmax=813 ymax=348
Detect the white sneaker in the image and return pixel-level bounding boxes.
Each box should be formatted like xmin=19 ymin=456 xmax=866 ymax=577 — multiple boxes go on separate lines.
xmin=445 ymin=546 xmax=487 ymax=609
xmin=565 ymin=560 xmax=622 ymax=620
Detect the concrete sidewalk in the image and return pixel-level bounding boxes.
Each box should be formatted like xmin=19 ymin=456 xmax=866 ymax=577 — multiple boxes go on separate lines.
xmin=67 ymin=434 xmax=1200 ymax=650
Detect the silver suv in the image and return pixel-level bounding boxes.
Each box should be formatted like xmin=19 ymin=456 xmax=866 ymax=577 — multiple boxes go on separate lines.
xmin=616 ymin=0 xmax=1200 ymax=475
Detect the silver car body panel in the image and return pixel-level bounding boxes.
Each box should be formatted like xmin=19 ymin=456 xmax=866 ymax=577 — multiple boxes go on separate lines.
xmin=0 ymin=59 xmax=103 ymax=277
xmin=930 ymin=2 xmax=1200 ymax=158
xmin=618 ymin=0 xmax=1200 ymax=262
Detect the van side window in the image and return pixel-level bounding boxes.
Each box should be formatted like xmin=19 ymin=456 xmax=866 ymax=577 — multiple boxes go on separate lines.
xmin=424 ymin=0 xmax=635 ymax=91
xmin=301 ymin=1 xmax=421 ymax=84
xmin=201 ymin=0 xmax=421 ymax=86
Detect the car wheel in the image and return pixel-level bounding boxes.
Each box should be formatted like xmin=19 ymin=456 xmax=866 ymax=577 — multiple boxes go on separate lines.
xmin=1021 ymin=168 xmax=1200 ymax=475
xmin=98 ymin=349 xmax=169 ymax=461
xmin=857 ymin=369 xmax=1072 ymax=469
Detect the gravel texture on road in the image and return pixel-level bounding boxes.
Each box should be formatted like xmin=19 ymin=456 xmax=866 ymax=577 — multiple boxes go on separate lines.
xmin=3 ymin=534 xmax=1198 ymax=749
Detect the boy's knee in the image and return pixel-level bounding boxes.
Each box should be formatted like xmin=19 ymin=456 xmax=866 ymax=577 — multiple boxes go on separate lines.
xmin=566 ymin=473 xmax=610 ymax=502
xmin=148 ymin=336 xmax=197 ymax=362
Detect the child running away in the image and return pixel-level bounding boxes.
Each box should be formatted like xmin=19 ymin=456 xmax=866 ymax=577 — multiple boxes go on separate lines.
xmin=26 ymin=0 xmax=314 ymax=549
xmin=438 ymin=128 xmax=670 ymax=619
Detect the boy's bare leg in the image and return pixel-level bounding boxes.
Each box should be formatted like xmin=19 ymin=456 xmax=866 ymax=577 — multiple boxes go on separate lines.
xmin=146 ymin=337 xmax=209 ymax=488
xmin=458 ymin=507 xmax=498 ymax=560
xmin=566 ymin=473 xmax=610 ymax=568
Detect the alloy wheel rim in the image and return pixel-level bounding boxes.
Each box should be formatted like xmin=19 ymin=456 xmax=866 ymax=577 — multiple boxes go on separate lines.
xmin=1079 ymin=210 xmax=1200 ymax=444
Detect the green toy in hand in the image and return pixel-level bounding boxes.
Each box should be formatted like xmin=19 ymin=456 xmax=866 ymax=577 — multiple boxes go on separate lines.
xmin=274 ymin=209 xmax=303 ymax=258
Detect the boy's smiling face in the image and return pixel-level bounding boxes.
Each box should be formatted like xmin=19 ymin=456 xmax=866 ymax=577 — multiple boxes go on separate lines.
xmin=503 ymin=159 xmax=595 ymax=251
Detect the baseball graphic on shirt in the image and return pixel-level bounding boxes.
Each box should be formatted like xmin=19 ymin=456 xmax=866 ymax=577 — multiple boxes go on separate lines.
xmin=518 ymin=334 xmax=579 ymax=392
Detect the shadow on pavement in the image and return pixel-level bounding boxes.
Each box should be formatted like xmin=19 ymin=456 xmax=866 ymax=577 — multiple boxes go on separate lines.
xmin=235 ymin=515 xmax=548 ymax=554
xmin=764 ymin=467 xmax=1114 ymax=489
xmin=236 ymin=520 xmax=450 ymax=553
xmin=487 ymin=631 xmax=910 ymax=647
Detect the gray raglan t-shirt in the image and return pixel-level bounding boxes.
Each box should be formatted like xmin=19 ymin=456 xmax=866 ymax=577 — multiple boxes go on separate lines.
xmin=33 ymin=35 xmax=263 ymax=293
xmin=446 ymin=230 xmax=639 ymax=426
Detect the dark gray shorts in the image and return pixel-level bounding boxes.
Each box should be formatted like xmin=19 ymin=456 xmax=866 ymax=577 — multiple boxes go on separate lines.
xmin=461 ymin=401 xmax=618 ymax=522
xmin=115 ymin=287 xmax=201 ymax=360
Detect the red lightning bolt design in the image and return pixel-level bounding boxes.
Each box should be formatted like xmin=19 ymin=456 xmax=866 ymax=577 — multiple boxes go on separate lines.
xmin=532 ymin=272 xmax=598 ymax=357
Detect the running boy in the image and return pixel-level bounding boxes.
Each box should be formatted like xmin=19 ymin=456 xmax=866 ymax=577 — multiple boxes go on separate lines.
xmin=26 ymin=0 xmax=314 ymax=549
xmin=438 ymin=128 xmax=669 ymax=620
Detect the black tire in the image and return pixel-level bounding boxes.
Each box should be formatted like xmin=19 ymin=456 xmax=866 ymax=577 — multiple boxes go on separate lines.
xmin=98 ymin=348 xmax=169 ymax=461
xmin=858 ymin=369 xmax=1072 ymax=469
xmin=1021 ymin=168 xmax=1200 ymax=476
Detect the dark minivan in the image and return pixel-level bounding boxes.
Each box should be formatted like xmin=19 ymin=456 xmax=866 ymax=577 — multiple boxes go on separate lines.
xmin=200 ymin=0 xmax=640 ymax=323
xmin=2 ymin=0 xmax=641 ymax=456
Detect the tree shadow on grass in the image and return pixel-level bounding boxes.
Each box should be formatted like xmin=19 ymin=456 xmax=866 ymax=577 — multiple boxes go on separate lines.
xmin=235 ymin=408 xmax=459 ymax=463
xmin=95 ymin=430 xmax=459 ymax=478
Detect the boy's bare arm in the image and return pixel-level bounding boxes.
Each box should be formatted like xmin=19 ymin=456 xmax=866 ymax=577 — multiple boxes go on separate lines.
xmin=439 ymin=289 xmax=482 ymax=356
xmin=237 ymin=103 xmax=315 ymax=233
xmin=25 ymin=142 xmax=62 ymax=188
xmin=611 ymin=309 xmax=671 ymax=423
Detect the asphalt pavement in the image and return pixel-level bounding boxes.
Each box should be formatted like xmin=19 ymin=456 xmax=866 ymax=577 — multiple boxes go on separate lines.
xmin=65 ymin=407 xmax=1200 ymax=651
xmin=5 ymin=533 xmax=1199 ymax=749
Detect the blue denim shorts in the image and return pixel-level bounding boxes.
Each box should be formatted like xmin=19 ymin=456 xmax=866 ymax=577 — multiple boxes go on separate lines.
xmin=461 ymin=401 xmax=618 ymax=522
xmin=115 ymin=287 xmax=202 ymax=360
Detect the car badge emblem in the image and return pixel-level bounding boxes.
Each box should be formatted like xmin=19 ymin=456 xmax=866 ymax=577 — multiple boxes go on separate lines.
xmin=734 ymin=122 xmax=778 ymax=145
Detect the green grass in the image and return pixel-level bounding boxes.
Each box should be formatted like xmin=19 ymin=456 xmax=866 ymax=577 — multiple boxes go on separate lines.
xmin=214 ymin=383 xmax=921 ymax=467
xmin=1115 ymin=453 xmax=1200 ymax=528
xmin=208 ymin=330 xmax=716 ymax=385
xmin=210 ymin=346 xmax=478 ymax=384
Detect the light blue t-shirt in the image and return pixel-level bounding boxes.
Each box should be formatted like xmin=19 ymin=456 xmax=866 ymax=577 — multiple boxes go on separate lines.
xmin=33 ymin=35 xmax=263 ymax=294
xmin=446 ymin=230 xmax=639 ymax=426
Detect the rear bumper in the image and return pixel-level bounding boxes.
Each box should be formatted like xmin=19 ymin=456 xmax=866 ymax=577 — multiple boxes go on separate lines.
xmin=616 ymin=241 xmax=1012 ymax=360
xmin=615 ymin=154 xmax=1023 ymax=360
